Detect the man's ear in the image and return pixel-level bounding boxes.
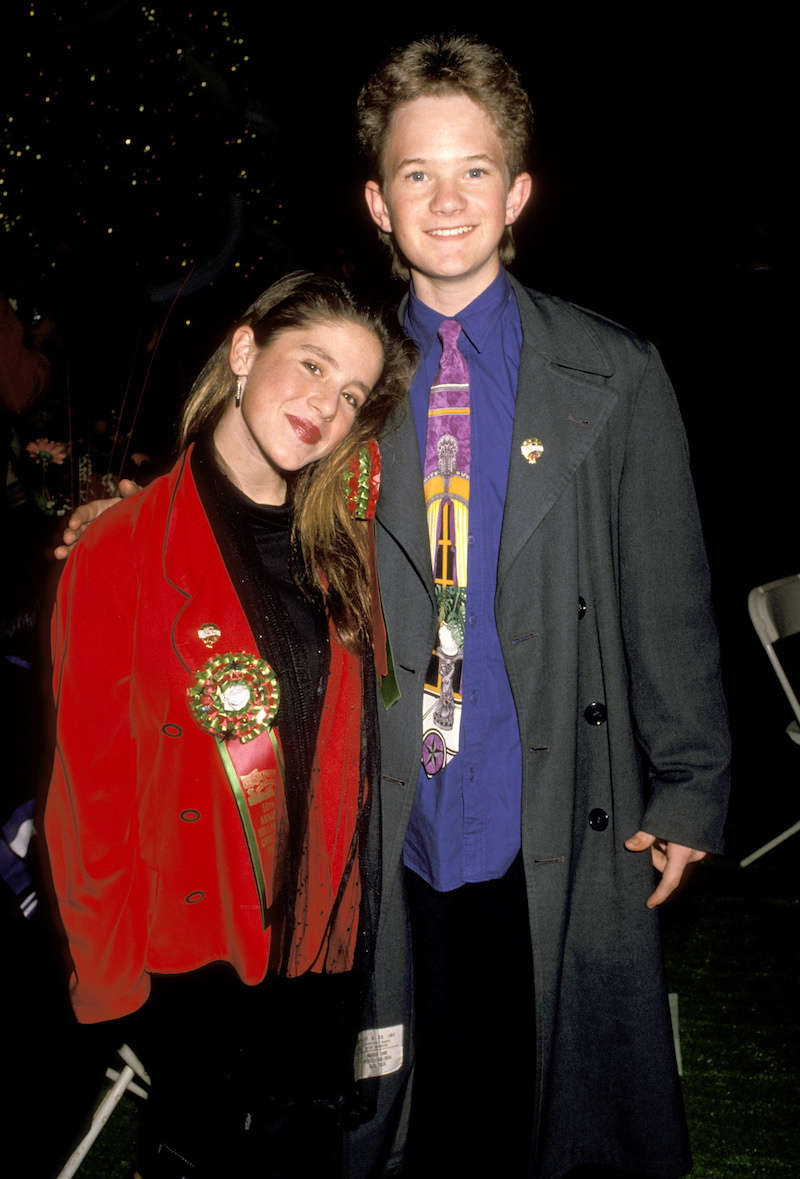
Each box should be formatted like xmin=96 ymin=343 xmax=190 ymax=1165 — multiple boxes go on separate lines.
xmin=505 ymin=172 xmax=533 ymax=227
xmin=365 ymin=180 xmax=393 ymax=233
xmin=229 ymin=326 xmax=257 ymax=376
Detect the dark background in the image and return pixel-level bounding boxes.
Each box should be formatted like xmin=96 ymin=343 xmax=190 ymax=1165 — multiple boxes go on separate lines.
xmin=0 ymin=8 xmax=795 ymax=1176
xmin=2 ymin=8 xmax=790 ymax=327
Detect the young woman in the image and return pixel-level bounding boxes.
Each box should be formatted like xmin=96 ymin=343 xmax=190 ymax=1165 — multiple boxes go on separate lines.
xmin=44 ymin=272 xmax=415 ymax=1177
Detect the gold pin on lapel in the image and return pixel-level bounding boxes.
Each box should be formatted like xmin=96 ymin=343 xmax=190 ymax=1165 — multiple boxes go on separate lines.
xmin=198 ymin=625 xmax=222 ymax=649
xmin=521 ymin=438 xmax=544 ymax=465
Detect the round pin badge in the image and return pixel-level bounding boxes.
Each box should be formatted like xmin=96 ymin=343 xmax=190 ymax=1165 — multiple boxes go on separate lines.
xmin=521 ymin=438 xmax=544 ymax=464
xmin=187 ymin=652 xmax=279 ymax=743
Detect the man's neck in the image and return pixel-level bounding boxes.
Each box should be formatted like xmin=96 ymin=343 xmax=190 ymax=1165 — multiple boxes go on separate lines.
xmin=410 ymin=259 xmax=502 ymax=317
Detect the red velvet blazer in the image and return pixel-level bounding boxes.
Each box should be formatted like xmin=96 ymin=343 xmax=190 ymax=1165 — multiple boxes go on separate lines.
xmin=45 ymin=449 xmax=364 ymax=1024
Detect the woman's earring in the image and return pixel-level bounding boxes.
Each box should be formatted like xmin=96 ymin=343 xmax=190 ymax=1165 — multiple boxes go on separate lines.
xmin=234 ymin=377 xmax=242 ymax=409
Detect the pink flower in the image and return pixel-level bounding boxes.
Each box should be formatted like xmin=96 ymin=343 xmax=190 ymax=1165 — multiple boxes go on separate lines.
xmin=26 ymin=438 xmax=67 ymax=464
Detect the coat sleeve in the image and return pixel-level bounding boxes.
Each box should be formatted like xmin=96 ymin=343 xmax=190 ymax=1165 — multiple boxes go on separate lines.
xmin=617 ymin=345 xmax=731 ymax=853
xmin=45 ymin=512 xmax=151 ymax=1023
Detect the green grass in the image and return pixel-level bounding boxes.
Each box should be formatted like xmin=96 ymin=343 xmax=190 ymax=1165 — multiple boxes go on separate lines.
xmin=662 ymin=855 xmax=799 ymax=1178
xmin=66 ymin=1097 xmax=140 ymax=1179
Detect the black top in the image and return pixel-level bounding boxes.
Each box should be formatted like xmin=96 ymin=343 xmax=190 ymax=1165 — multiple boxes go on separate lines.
xmin=191 ymin=438 xmax=332 ymax=971
xmin=190 ymin=436 xmax=330 ymax=750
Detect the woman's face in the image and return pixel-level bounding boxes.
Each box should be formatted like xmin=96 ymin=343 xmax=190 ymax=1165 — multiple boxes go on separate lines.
xmin=217 ymin=317 xmax=384 ymax=504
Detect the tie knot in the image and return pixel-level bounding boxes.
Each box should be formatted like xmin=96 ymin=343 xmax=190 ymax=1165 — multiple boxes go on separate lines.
xmin=437 ymin=319 xmax=462 ymax=352
xmin=434 ymin=318 xmax=469 ymax=387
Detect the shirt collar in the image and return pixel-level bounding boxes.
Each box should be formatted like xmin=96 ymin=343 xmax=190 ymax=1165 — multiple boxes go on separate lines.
xmin=405 ymin=267 xmax=515 ymax=357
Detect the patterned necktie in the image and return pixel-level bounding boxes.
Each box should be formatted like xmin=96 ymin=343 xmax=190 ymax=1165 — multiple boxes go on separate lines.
xmin=421 ymin=319 xmax=470 ymax=778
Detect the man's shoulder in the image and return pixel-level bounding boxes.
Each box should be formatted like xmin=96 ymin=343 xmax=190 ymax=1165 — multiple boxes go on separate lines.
xmin=511 ymin=278 xmax=654 ymax=376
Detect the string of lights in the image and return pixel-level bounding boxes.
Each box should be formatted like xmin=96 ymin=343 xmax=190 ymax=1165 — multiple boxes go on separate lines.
xmin=2 ymin=4 xmax=286 ymax=300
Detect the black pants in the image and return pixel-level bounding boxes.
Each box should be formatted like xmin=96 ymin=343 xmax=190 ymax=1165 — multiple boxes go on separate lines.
xmin=402 ymin=853 xmax=536 ymax=1178
xmin=135 ymin=964 xmax=358 ymax=1178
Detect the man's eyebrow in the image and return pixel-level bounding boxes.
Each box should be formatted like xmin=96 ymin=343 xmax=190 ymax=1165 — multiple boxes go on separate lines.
xmin=394 ymin=153 xmax=497 ymax=171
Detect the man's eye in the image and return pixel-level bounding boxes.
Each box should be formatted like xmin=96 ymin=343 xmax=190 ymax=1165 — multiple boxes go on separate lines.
xmin=467 ymin=168 xmax=486 ymax=178
xmin=408 ymin=171 xmax=425 ymax=182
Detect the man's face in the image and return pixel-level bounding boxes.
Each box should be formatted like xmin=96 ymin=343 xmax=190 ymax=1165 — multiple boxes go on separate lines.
xmin=365 ymin=92 xmax=531 ymax=309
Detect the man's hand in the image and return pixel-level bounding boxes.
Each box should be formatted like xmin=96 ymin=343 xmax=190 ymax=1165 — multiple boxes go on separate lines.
xmin=624 ymin=831 xmax=707 ymax=909
xmin=53 ymin=479 xmax=142 ymax=560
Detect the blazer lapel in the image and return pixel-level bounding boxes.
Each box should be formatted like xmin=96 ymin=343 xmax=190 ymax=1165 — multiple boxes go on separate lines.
xmin=161 ymin=451 xmax=258 ymax=679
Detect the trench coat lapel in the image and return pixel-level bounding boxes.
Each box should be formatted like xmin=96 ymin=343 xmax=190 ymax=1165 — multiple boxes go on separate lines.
xmin=376 ymin=402 xmax=436 ymax=609
xmin=378 ymin=279 xmax=621 ymax=600
xmin=498 ymin=278 xmax=621 ymax=588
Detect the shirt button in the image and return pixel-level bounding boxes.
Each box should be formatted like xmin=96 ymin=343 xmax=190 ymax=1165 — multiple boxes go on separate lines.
xmin=468 ymin=615 xmax=477 ymax=627
xmin=578 ymin=596 xmax=587 ymax=620
xmin=470 ymin=692 xmax=478 ymax=704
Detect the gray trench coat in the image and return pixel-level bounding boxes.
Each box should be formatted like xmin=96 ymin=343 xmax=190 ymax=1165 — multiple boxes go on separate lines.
xmin=347 ymin=275 xmax=730 ymax=1178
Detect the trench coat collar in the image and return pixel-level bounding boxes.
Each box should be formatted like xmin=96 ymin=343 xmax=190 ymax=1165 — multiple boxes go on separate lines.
xmin=376 ymin=277 xmax=621 ymax=598
xmin=497 ymin=274 xmax=620 ymax=587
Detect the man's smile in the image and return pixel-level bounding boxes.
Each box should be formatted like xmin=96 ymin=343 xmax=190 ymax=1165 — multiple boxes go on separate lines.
xmin=427 ymin=226 xmax=475 ymax=237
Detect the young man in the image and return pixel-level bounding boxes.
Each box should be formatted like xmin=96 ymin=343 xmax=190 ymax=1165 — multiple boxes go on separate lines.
xmin=349 ymin=35 xmax=730 ymax=1179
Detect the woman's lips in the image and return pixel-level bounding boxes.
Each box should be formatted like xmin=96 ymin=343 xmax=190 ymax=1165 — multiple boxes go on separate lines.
xmin=287 ymin=415 xmax=321 ymax=445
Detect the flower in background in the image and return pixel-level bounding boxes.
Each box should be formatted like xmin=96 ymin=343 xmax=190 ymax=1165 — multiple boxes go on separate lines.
xmin=25 ymin=438 xmax=69 ymax=515
xmin=26 ymin=438 xmax=67 ymax=465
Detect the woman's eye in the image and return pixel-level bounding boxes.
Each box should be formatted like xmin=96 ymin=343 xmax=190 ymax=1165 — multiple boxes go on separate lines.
xmin=342 ymin=391 xmax=358 ymax=408
xmin=304 ymin=361 xmax=321 ymax=374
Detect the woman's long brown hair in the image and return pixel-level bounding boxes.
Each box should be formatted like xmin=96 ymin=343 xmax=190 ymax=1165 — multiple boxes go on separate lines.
xmin=179 ymin=271 xmax=417 ymax=650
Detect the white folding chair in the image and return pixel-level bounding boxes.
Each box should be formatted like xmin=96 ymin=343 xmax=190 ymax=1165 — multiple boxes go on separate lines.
xmin=57 ymin=1044 xmax=150 ymax=1178
xmin=741 ymin=574 xmax=800 ymax=866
